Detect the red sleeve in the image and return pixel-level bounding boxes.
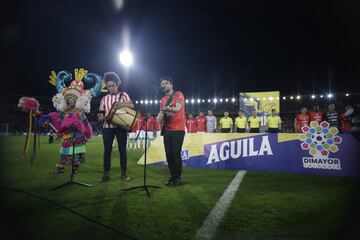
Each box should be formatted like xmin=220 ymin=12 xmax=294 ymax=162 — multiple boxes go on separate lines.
xmin=174 ymin=91 xmax=184 ymax=105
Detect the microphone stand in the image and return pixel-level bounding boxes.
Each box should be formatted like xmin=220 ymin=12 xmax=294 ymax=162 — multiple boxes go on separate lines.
xmin=51 ymin=118 xmax=92 ymax=191
xmin=123 ymin=88 xmax=161 ymax=197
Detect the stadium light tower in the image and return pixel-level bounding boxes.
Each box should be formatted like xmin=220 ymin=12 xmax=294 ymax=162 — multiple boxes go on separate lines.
xmin=119 ymin=49 xmax=133 ymax=66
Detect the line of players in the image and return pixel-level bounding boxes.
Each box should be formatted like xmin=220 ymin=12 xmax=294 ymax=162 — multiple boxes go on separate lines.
xmin=294 ymin=103 xmax=354 ymax=133
xmin=114 ymin=103 xmax=356 ymax=149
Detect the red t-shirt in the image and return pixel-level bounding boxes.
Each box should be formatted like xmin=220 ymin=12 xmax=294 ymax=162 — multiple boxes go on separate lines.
xmin=186 ymin=118 xmax=197 ymax=133
xmin=160 ymin=91 xmax=186 ymax=131
xmin=309 ymin=111 xmax=323 ymax=124
xmin=134 ymin=116 xmax=144 ymax=131
xmin=196 ymin=116 xmax=206 ymax=132
xmin=296 ymin=114 xmax=310 ymax=133
xmin=146 ymin=116 xmax=156 ymax=131
xmin=339 ymin=112 xmax=352 ymax=132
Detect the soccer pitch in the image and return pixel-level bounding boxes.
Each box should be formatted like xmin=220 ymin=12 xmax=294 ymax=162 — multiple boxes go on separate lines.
xmin=0 ymin=136 xmax=359 ymax=240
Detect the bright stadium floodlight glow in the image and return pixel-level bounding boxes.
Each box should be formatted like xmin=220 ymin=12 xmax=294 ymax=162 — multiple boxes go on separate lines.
xmin=197 ymin=99 xmax=201 ymax=103
xmin=150 ymin=100 xmax=153 ymax=104
xmin=219 ymin=98 xmax=223 ymax=102
xmin=327 ymin=93 xmax=333 ymax=98
xmin=296 ymin=95 xmax=301 ymax=100
xmin=208 ymin=99 xmax=211 ymax=103
xmin=290 ymin=96 xmax=294 ymax=100
xmin=225 ymin=98 xmax=229 ymax=102
xmin=213 ymin=98 xmax=218 ymax=103
xmin=119 ymin=49 xmax=133 ymax=66
xmin=269 ymin=96 xmax=273 ymax=100
xmin=320 ymin=95 xmax=323 ymax=98
xmin=155 ymin=100 xmax=158 ymax=104
xmin=145 ymin=100 xmax=148 ymax=105
xmin=249 ymin=98 xmax=254 ymax=102
xmin=135 ymin=100 xmax=139 ymax=104
xmin=191 ymin=99 xmax=195 ymax=104
xmin=282 ymin=96 xmax=286 ymax=100
xmin=202 ymin=99 xmax=205 ymax=102
xmin=231 ymin=98 xmax=236 ymax=102
xmin=140 ymin=100 xmax=144 ymax=104
xmin=346 ymin=93 xmax=349 ymax=96
xmin=311 ymin=95 xmax=316 ymax=99
xmin=185 ymin=99 xmax=189 ymax=103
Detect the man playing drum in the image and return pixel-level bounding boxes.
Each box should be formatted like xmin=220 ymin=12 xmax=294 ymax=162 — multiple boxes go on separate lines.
xmin=98 ymin=72 xmax=134 ymax=182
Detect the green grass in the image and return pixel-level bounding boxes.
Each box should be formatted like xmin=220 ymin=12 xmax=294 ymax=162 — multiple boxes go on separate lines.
xmin=0 ymin=136 xmax=359 ymax=240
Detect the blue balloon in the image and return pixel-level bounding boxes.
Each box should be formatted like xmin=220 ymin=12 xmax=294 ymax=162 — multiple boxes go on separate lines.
xmin=56 ymin=71 xmax=72 ymax=93
xmin=84 ymin=73 xmax=102 ymax=97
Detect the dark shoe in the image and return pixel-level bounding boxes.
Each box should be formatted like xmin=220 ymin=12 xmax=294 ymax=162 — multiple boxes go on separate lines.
xmin=164 ymin=178 xmax=174 ymax=186
xmin=100 ymin=171 xmax=110 ymax=183
xmin=121 ymin=174 xmax=131 ymax=181
xmin=53 ymin=168 xmax=64 ymax=174
xmin=168 ymin=178 xmax=182 ymax=187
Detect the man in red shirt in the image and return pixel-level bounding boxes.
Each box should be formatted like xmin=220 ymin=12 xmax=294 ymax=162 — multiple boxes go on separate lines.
xmin=339 ymin=105 xmax=354 ymax=132
xmin=128 ymin=119 xmax=137 ymax=149
xmin=146 ymin=112 xmax=157 ymax=146
xmin=134 ymin=111 xmax=145 ymax=149
xmin=309 ymin=104 xmax=324 ymax=124
xmin=196 ymin=111 xmax=206 ymax=132
xmin=294 ymin=107 xmax=310 ymax=133
xmin=186 ymin=113 xmax=197 ymax=133
xmin=157 ymin=76 xmax=185 ymax=187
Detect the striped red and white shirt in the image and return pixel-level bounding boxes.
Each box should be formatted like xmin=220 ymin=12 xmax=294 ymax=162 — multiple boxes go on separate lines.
xmin=99 ymin=92 xmax=131 ymax=128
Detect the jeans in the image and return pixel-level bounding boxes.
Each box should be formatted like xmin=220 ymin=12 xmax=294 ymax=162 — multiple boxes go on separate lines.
xmin=102 ymin=127 xmax=128 ymax=173
xmin=163 ymin=130 xmax=185 ymax=180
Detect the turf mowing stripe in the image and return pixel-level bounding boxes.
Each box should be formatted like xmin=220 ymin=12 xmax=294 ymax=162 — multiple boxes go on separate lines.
xmin=195 ymin=170 xmax=247 ymax=240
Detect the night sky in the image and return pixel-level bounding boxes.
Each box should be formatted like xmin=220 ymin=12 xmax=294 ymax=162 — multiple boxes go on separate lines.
xmin=2 ymin=0 xmax=360 ymax=101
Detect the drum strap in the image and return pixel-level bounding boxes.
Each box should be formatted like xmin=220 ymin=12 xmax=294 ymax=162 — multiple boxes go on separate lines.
xmin=105 ymin=92 xmax=124 ymax=123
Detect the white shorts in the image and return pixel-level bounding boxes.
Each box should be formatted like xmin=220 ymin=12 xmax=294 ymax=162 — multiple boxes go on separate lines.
xmin=129 ymin=132 xmax=137 ymax=139
xmin=136 ymin=130 xmax=145 ymax=138
xmin=147 ymin=131 xmax=154 ymax=139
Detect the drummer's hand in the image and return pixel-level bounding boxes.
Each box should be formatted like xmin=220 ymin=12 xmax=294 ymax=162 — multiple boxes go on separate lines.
xmin=112 ymin=102 xmax=122 ymax=110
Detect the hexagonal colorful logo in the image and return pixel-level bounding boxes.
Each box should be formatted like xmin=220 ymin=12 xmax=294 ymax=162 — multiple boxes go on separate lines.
xmin=298 ymin=121 xmax=342 ymax=158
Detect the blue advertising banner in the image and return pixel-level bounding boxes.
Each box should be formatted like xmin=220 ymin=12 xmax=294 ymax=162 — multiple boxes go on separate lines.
xmin=139 ymin=122 xmax=360 ymax=177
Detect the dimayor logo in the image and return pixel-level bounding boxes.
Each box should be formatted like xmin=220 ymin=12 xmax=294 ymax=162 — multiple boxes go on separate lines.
xmin=298 ymin=121 xmax=342 ymax=170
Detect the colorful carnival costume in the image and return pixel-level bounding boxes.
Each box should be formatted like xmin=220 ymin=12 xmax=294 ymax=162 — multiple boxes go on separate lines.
xmin=39 ymin=69 xmax=101 ymax=174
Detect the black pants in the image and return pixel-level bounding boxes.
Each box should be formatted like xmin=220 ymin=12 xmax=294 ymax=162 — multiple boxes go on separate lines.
xmin=249 ymin=128 xmax=260 ymax=133
xmin=268 ymin=128 xmax=279 ymax=133
xmin=102 ymin=127 xmax=128 ymax=173
xmin=221 ymin=128 xmax=231 ymax=133
xmin=236 ymin=128 xmax=246 ymax=133
xmin=163 ymin=130 xmax=185 ymax=180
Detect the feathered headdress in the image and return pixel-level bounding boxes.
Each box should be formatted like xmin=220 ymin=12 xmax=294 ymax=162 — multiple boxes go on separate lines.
xmin=49 ymin=68 xmax=102 ymax=113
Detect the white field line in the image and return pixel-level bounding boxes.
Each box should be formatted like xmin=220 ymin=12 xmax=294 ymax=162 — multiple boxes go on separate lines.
xmin=195 ymin=170 xmax=247 ymax=240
